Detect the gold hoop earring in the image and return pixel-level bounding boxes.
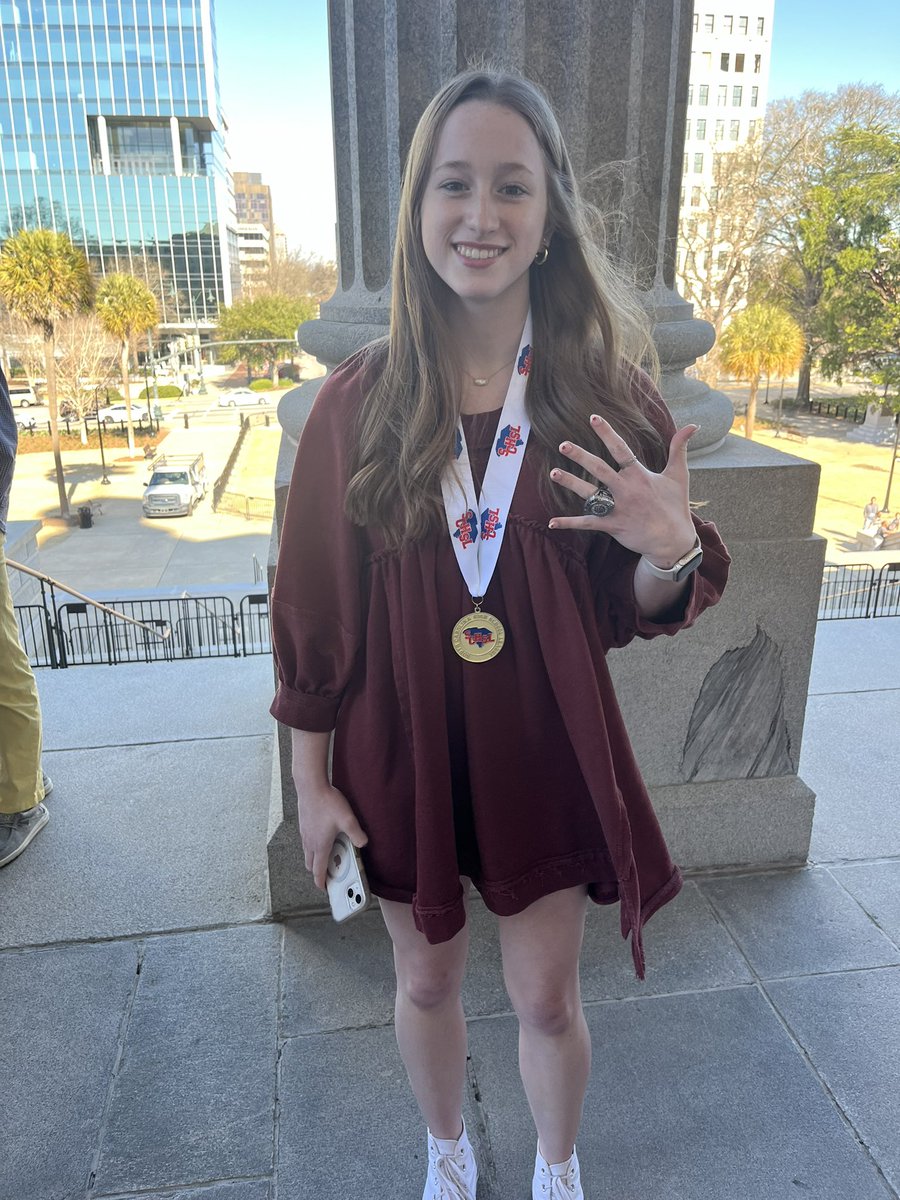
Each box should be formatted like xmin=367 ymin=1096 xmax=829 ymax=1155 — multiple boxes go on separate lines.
xmin=534 ymin=244 xmax=549 ymax=265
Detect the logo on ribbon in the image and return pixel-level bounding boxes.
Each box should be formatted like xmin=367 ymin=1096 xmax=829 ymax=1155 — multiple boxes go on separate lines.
xmin=517 ymin=344 xmax=533 ymax=376
xmin=481 ymin=507 xmax=503 ymax=540
xmin=495 ymin=424 xmax=524 ymax=457
xmin=454 ymin=429 xmax=463 ymax=459
xmin=453 ymin=509 xmax=478 ymax=548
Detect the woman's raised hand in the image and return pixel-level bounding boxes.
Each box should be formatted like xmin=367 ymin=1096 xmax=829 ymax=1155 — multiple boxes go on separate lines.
xmin=548 ymin=414 xmax=698 ymax=567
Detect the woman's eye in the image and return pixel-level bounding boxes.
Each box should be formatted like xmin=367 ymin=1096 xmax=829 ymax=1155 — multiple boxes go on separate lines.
xmin=439 ymin=180 xmax=466 ymax=192
xmin=502 ymin=184 xmax=527 ymax=197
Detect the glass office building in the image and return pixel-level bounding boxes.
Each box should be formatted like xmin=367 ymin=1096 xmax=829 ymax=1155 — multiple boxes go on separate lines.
xmin=0 ymin=0 xmax=240 ymax=327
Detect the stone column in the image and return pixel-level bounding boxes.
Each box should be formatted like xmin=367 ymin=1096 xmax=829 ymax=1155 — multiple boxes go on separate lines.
xmin=266 ymin=0 xmax=824 ymax=914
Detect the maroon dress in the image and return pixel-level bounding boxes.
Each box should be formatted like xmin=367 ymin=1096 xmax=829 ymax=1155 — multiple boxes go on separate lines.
xmin=270 ymin=353 xmax=731 ymax=979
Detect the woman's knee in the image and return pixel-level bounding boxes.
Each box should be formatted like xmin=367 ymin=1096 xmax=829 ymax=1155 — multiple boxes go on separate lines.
xmin=507 ymin=979 xmax=581 ymax=1036
xmin=397 ymin=957 xmax=464 ymax=1011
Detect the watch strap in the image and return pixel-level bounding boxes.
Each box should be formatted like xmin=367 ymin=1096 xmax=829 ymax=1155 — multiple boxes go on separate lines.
xmin=639 ymin=536 xmax=703 ymax=583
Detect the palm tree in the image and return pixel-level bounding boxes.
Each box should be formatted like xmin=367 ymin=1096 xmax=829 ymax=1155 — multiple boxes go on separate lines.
xmin=0 ymin=229 xmax=94 ymax=517
xmin=719 ymin=304 xmax=805 ymax=439
xmin=95 ymin=273 xmax=159 ymax=453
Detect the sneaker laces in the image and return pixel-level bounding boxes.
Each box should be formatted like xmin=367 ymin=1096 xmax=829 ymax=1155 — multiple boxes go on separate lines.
xmin=429 ymin=1148 xmax=471 ymax=1199
xmin=536 ymin=1151 xmax=582 ymax=1199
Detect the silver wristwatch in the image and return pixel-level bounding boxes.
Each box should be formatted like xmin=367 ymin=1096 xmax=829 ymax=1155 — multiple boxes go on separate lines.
xmin=639 ymin=537 xmax=703 ymax=583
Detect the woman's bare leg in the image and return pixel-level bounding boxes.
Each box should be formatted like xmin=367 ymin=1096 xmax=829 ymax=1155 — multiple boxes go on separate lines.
xmin=379 ymin=884 xmax=470 ymax=1139
xmin=498 ymin=885 xmax=590 ymax=1164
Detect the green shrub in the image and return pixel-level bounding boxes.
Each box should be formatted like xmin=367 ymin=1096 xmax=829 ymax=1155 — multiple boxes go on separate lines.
xmin=139 ymin=384 xmax=183 ymax=399
xmin=250 ymin=379 xmax=274 ymax=391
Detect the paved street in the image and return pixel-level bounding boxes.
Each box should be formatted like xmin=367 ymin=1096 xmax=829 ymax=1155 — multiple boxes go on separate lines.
xmin=0 ymin=619 xmax=898 ymax=1199
xmin=8 ymin=377 xmax=286 ymax=593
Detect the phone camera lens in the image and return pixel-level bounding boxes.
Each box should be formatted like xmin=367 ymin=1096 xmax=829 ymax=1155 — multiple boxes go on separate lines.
xmin=347 ymin=886 xmax=354 ymax=897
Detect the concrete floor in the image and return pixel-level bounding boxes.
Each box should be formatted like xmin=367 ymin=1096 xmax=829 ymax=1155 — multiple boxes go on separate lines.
xmin=0 ymin=619 xmax=898 ymax=1199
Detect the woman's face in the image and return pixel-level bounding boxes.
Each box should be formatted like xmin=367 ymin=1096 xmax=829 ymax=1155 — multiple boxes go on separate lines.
xmin=419 ymin=100 xmax=549 ymax=316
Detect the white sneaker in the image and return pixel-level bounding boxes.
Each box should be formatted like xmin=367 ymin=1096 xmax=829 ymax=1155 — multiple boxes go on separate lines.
xmin=422 ymin=1120 xmax=478 ymax=1200
xmin=533 ymin=1141 xmax=583 ymax=1199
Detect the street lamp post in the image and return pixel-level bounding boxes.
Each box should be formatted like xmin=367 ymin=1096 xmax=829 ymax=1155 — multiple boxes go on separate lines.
xmin=95 ymin=387 xmax=111 ymax=485
xmin=883 ymin=411 xmax=900 ymax=513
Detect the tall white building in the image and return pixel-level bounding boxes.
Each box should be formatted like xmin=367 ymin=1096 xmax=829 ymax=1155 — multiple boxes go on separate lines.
xmin=677 ymin=1 xmax=775 ymax=325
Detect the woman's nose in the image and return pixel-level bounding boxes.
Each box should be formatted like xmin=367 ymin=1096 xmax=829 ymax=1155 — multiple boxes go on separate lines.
xmin=465 ymin=187 xmax=499 ymax=234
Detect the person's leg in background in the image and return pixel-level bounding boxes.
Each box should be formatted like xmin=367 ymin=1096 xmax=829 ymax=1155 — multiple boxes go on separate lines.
xmin=0 ymin=533 xmax=50 ymax=867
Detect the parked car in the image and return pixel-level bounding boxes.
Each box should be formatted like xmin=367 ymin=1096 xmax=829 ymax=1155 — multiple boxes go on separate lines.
xmin=142 ymin=453 xmax=207 ymax=518
xmin=218 ymin=388 xmax=270 ymax=408
xmin=97 ymin=401 xmax=150 ymax=425
xmin=9 ymin=384 xmax=38 ymax=407
xmin=14 ymin=411 xmax=37 ymax=430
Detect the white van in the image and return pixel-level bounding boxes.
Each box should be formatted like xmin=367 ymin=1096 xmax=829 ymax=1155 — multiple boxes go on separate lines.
xmin=9 ymin=384 xmax=38 ymax=407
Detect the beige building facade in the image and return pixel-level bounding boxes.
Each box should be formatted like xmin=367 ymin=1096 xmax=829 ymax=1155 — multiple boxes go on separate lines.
xmin=677 ymin=1 xmax=775 ymax=333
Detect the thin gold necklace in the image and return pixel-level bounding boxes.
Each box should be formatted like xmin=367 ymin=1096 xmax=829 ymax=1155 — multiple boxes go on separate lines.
xmin=465 ymin=356 xmax=516 ymax=387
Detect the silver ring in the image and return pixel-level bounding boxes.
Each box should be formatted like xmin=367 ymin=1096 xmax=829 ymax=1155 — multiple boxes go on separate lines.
xmin=583 ymin=485 xmax=615 ymax=518
xmin=617 ymin=454 xmax=639 ymax=470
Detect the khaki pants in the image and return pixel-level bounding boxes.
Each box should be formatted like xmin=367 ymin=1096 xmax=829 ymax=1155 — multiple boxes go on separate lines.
xmin=0 ymin=534 xmax=43 ymax=814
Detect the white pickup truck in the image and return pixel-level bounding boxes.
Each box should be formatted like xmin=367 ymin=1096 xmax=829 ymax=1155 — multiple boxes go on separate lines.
xmin=142 ymin=453 xmax=207 ymax=518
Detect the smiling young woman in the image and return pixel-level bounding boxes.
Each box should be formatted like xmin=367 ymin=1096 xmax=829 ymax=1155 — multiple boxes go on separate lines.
xmin=270 ymin=69 xmax=731 ymax=1200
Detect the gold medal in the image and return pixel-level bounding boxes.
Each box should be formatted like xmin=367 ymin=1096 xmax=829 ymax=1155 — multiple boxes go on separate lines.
xmin=451 ymin=610 xmax=505 ymax=662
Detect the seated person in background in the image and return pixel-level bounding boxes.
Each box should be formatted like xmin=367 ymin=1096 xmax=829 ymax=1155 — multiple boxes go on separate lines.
xmin=888 ymin=512 xmax=900 ymax=532
xmin=863 ymin=496 xmax=880 ymax=529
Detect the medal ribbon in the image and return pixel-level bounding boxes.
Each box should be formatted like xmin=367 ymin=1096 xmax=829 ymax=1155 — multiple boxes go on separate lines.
xmin=441 ymin=311 xmax=533 ymax=601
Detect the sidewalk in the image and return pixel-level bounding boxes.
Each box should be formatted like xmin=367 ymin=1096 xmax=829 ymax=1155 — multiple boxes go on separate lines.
xmin=1 ymin=620 xmax=899 ymax=1199
xmin=8 ymin=406 xmax=276 ymax=592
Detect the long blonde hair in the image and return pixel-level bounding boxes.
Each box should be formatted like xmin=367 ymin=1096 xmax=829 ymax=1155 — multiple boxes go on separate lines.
xmin=345 ymin=69 xmax=665 ymax=544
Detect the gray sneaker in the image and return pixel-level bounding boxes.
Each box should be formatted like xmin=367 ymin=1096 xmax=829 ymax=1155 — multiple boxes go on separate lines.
xmin=41 ymin=772 xmax=53 ymax=799
xmin=0 ymin=804 xmax=50 ymax=868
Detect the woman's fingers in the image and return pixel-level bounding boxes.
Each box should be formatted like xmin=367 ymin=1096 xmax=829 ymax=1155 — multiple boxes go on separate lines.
xmin=663 ymin=424 xmax=698 ymax=478
xmin=549 ymin=466 xmax=600 ymax=500
xmin=589 ymin=414 xmax=638 ymax=464
xmin=558 ymin=439 xmax=617 ymax=485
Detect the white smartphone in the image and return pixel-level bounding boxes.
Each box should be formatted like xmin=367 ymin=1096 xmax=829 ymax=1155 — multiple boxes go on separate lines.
xmin=326 ymin=832 xmax=371 ymax=922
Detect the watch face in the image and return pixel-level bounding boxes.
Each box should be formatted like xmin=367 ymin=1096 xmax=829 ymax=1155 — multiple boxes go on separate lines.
xmin=673 ymin=549 xmax=703 ymax=582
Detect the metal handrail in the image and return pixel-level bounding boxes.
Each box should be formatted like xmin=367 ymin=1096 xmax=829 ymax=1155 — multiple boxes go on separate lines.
xmin=6 ymin=558 xmax=171 ymax=641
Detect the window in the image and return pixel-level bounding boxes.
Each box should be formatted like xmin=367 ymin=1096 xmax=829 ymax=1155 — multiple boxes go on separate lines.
xmin=739 ymin=15 xmax=748 ymax=33
xmin=717 ymin=251 xmax=729 ymax=270
xmin=730 ymin=119 xmax=740 ymax=140
xmin=685 ymin=119 xmax=692 ymax=140
xmin=723 ymin=14 xmax=734 ymax=32
xmin=687 ymin=218 xmax=698 ymax=235
xmin=694 ymin=152 xmax=704 ymax=172
xmin=683 ymin=152 xmax=689 ymax=175
xmin=697 ymin=118 xmax=707 ymax=139
xmin=751 ymin=86 xmax=759 ymax=107
xmin=710 ymin=186 xmax=719 ymax=203
xmin=688 ymin=84 xmax=694 ymax=104
xmin=748 ymin=119 xmax=759 ymax=138
xmin=733 ymin=85 xmax=743 ymax=105
xmin=106 ymin=118 xmax=175 ymax=175
xmin=754 ymin=54 xmax=761 ymax=72
xmin=757 ymin=16 xmax=765 ymax=33
xmin=717 ymin=84 xmax=728 ymax=105
xmin=721 ymin=52 xmax=730 ymax=70
xmin=715 ymin=119 xmax=725 ymax=140
xmin=735 ymin=53 xmax=745 ymax=71
xmin=680 ymin=186 xmax=686 ymax=206
xmin=691 ymin=186 xmax=701 ymax=206
xmin=692 ymin=11 xmax=699 ymax=31
xmin=702 ymin=50 xmax=712 ymax=69
xmin=704 ymin=13 xmax=714 ymax=32
xmin=699 ymin=84 xmax=709 ymax=105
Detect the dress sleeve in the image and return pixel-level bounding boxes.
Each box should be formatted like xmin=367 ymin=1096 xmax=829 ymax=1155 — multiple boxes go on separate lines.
xmin=269 ymin=357 xmax=367 ymax=731
xmin=589 ymin=373 xmax=731 ymax=652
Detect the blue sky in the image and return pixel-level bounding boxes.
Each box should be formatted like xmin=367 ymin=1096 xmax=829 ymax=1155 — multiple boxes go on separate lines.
xmin=215 ymin=0 xmax=900 ymax=261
